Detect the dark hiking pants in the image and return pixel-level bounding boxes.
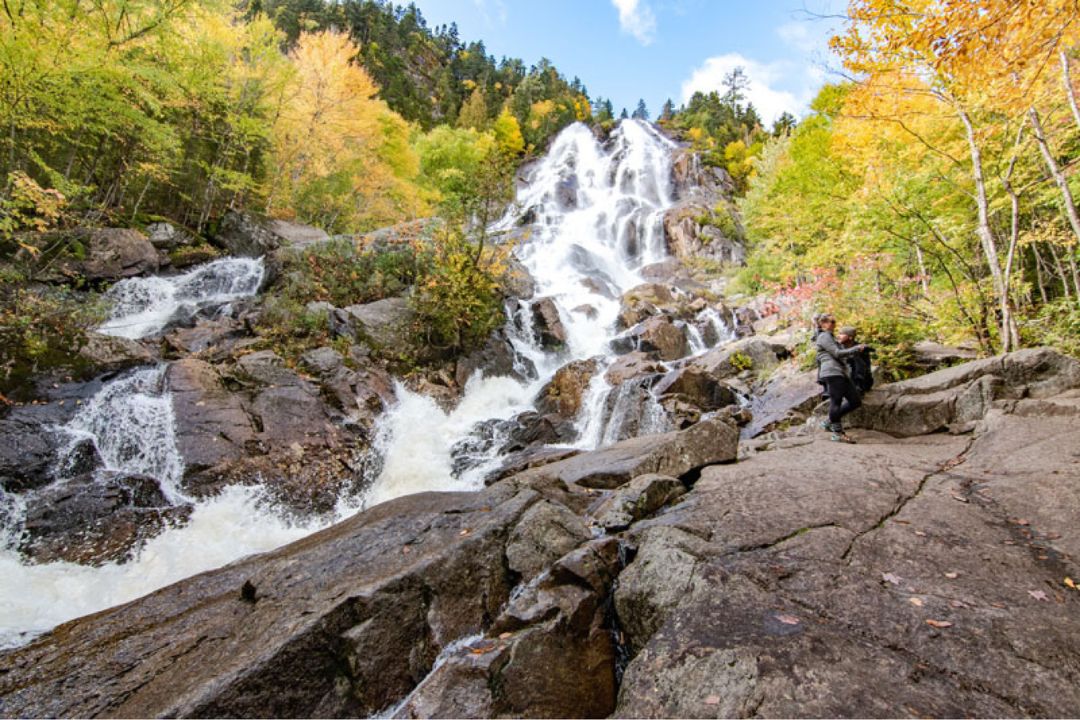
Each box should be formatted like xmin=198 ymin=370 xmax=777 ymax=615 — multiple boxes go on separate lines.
xmin=823 ymin=375 xmax=861 ymax=429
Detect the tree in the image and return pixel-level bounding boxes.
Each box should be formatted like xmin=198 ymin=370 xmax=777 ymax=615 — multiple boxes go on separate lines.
xmin=659 ymin=98 xmax=675 ymax=123
xmin=457 ymin=87 xmax=489 ymax=130
xmin=619 ymin=107 xmax=629 ymax=120
xmin=632 ymin=99 xmax=650 ymax=120
xmin=772 ymin=112 xmax=796 ymax=137
xmin=492 ymin=108 xmax=525 ymax=156
xmin=722 ymin=67 xmax=750 ymax=108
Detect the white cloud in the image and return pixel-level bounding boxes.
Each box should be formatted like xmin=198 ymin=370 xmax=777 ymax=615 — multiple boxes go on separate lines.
xmin=680 ymin=53 xmax=808 ymax=124
xmin=777 ymin=22 xmax=818 ymax=53
xmin=611 ymin=0 xmax=656 ymax=46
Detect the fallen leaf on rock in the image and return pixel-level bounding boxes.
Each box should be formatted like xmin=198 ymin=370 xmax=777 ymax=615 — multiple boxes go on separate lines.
xmin=776 ymin=614 xmax=800 ymax=625
xmin=894 ymin=519 xmax=911 ymax=525
xmin=459 ymin=528 xmax=471 ymax=537
xmin=951 ymin=494 xmax=968 ymax=503
xmin=950 ymin=600 xmax=965 ymax=608
xmin=704 ymin=695 xmax=721 ymax=706
xmin=909 ymin=597 xmax=924 ymax=607
xmin=945 ymin=572 xmax=959 ymax=579
xmin=926 ymin=619 xmax=952 ymax=629
xmin=882 ymin=572 xmax=903 ymax=585
xmin=1065 ymin=577 xmax=1076 ymax=590
xmin=469 ymin=644 xmax=496 ymax=655
xmin=914 ymin=531 xmax=927 ymax=537
xmin=1028 ymin=590 xmax=1048 ymax=602
xmin=991 ymin=602 xmax=1006 ymax=609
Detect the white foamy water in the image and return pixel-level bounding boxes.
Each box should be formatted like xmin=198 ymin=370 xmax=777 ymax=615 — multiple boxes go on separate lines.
xmin=99 ymin=257 xmax=264 ymax=339
xmin=0 ymin=485 xmax=339 ymax=650
xmin=53 ymin=364 xmax=186 ymax=502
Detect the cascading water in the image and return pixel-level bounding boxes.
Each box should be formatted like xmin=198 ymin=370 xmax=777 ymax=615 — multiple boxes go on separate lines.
xmin=362 ymin=120 xmax=691 ymax=503
xmin=99 ymin=256 xmax=264 ymax=339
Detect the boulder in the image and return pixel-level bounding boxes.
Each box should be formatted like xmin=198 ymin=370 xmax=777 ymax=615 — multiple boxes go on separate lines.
xmin=18 ymin=472 xmax=189 ymax=565
xmin=344 ymin=297 xmax=416 ymax=352
xmin=505 ymin=500 xmax=592 ymax=582
xmin=685 ymin=335 xmax=782 ymax=380
xmin=265 ymin=219 xmax=330 ymax=250
xmin=213 ymin=209 xmax=281 ymax=257
xmin=852 ymin=348 xmax=1080 ymax=436
xmin=618 ymin=282 xmax=683 ymax=328
xmin=605 ymin=351 xmax=666 ymax=386
xmin=394 ymin=540 xmax=619 ymax=719
xmin=743 ymin=365 xmax=823 ymax=438
xmin=455 ymin=329 xmax=529 ymax=387
xmin=590 ymin=473 xmax=686 ymax=532
xmin=62 ymin=228 xmax=160 ymax=281
xmin=77 ymin=333 xmax=157 ymax=374
xmin=145 ymin=222 xmax=193 ymax=250
xmin=662 ymin=205 xmax=746 ymax=267
xmin=912 ymin=340 xmax=980 ymax=372
xmin=535 ymin=357 xmax=600 ymax=418
xmin=165 ymin=359 xmax=257 ymax=477
xmin=530 ymin=297 xmax=567 ymax=348
xmin=161 ymin=318 xmax=246 ymax=360
xmin=508 ymin=417 xmax=739 ymax=490
xmin=299 ymin=346 xmax=345 ymax=378
xmin=501 ymin=257 xmax=536 ymax=300
xmin=0 ymin=412 xmax=65 ymax=493
xmin=624 ymin=315 xmax=688 ymax=361
xmin=652 ymin=365 xmax=737 ymax=411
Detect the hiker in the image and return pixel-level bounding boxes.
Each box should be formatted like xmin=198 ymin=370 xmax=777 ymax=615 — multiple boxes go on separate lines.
xmin=837 ymin=326 xmax=874 ymax=394
xmin=814 ymin=314 xmax=867 ymax=443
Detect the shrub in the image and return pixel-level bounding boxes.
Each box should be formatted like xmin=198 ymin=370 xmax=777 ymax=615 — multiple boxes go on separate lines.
xmin=0 ymin=269 xmax=105 ymax=396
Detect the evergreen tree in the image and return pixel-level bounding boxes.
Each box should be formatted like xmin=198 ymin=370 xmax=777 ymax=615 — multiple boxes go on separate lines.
xmin=659 ymin=98 xmax=675 ymax=123
xmin=619 ymin=107 xmax=629 ymax=120
xmin=632 ymin=98 xmax=650 ymax=120
xmin=772 ymin=111 xmax=796 ymax=137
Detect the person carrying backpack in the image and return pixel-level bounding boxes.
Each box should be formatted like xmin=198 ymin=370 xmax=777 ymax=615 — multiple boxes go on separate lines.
xmin=814 ymin=314 xmax=867 ymax=443
xmin=837 ymin=326 xmax=874 ymax=394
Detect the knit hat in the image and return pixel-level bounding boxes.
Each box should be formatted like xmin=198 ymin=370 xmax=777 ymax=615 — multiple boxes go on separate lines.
xmin=838 ymin=326 xmax=857 ymax=338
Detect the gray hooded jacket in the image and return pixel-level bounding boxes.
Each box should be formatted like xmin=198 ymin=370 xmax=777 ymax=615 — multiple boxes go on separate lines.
xmin=814 ymin=330 xmax=860 ymax=380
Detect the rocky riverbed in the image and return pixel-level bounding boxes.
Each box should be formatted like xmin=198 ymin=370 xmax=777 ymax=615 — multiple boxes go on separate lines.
xmin=2 ymin=348 xmax=1079 ymax=718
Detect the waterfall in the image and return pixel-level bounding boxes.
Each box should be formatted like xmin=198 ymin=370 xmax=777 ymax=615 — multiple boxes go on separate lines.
xmin=99 ymin=257 xmax=264 ymax=339
xmin=363 ymin=120 xmax=685 ymax=503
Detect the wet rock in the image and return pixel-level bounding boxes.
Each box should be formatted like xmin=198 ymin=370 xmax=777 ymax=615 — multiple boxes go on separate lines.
xmin=509 ymin=417 xmax=739 ymax=490
xmin=162 ymin=319 xmax=244 ymax=359
xmin=591 ymin=474 xmax=686 ymax=532
xmin=606 ymin=351 xmax=666 ymax=386
xmin=0 ymin=413 xmax=64 ymax=492
xmin=530 ymin=296 xmax=567 ymax=348
xmin=0 ymin=485 xmax=544 ymax=718
xmin=554 ymin=174 xmax=579 ymax=210
xmin=580 ymin=276 xmax=618 ymax=300
xmin=535 ymin=357 xmax=600 ymax=418
xmin=852 ymin=348 xmax=1080 ymax=436
xmin=506 ymin=500 xmax=592 ymax=582
xmin=166 ymin=359 xmax=257 ymax=476
xmin=395 ymin=540 xmax=619 ymax=719
xmin=344 ymin=297 xmax=415 ymax=352
xmin=501 ymin=257 xmax=536 ymax=299
xmin=483 ymin=446 xmax=582 ymax=486
xmin=455 ymin=329 xmax=527 ymax=387
xmin=626 ymin=315 xmax=688 ymax=361
xmin=617 ymin=282 xmax=679 ymax=328
xmin=19 ymin=472 xmax=190 ymax=565
xmin=639 ymin=258 xmax=691 ymax=284
xmin=58 ymin=228 xmax=160 ymax=281
xmin=571 ymin=303 xmax=598 ymax=320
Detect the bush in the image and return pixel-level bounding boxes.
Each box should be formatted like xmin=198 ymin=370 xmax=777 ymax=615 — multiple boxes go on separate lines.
xmin=0 ymin=270 xmax=105 ymax=396
xmin=1025 ymin=298 xmax=1080 ymax=358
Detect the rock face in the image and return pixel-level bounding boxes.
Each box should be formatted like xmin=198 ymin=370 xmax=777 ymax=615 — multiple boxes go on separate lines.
xmin=535 ymin=357 xmax=599 ymax=418
xmin=3 ymin=362 xmax=1080 ymax=718
xmin=684 ymin=335 xmax=783 ymax=380
xmin=343 ymin=297 xmax=415 ymax=352
xmin=531 ymin=296 xmax=567 ymax=348
xmin=214 ymin=209 xmax=283 ymax=257
xmin=664 ymin=149 xmax=745 ymax=266
xmin=59 ymin=228 xmax=160 ymax=281
xmin=852 ymin=347 xmax=1080 ymax=436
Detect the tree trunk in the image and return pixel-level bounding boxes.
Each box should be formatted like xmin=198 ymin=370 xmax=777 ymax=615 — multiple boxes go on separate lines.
xmin=957 ymin=105 xmax=1012 ymax=352
xmin=1028 ymin=108 xmax=1080 ymax=244
xmin=1031 ymin=244 xmax=1048 ymax=304
xmin=914 ymin=242 xmax=930 ymax=297
xmin=1062 ymin=50 xmax=1080 ymax=130
xmin=1047 ymin=242 xmax=1073 ymax=300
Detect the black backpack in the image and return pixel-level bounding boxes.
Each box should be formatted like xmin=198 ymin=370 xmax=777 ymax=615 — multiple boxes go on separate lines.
xmin=847 ymin=349 xmax=874 ymax=394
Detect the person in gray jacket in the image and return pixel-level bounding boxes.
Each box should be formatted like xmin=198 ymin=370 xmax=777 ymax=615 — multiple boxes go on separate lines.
xmin=813 ymin=313 xmax=867 ymax=443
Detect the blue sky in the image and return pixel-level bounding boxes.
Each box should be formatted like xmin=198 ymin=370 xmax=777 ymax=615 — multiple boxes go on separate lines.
xmin=410 ymin=0 xmax=848 ymax=124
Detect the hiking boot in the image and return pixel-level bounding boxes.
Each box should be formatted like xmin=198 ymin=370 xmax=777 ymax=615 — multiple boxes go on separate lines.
xmin=830 ymin=432 xmax=857 ymax=444
xmin=819 ymin=419 xmax=831 ymax=431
